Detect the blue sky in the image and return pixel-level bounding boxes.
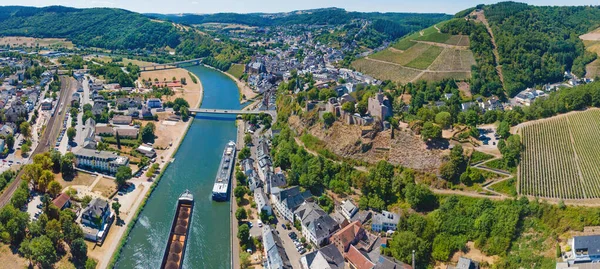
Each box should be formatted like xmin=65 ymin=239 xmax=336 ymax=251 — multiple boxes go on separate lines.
xmin=0 ymin=0 xmax=597 ymax=14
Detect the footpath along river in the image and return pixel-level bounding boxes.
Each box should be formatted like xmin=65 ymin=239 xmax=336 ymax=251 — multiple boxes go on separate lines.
xmin=115 ymin=65 xmax=240 ymax=268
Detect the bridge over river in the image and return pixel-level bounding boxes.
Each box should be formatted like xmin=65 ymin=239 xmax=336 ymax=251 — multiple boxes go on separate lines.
xmin=189 ymin=108 xmax=276 ymax=119
xmin=140 ymin=58 xmax=204 ymax=71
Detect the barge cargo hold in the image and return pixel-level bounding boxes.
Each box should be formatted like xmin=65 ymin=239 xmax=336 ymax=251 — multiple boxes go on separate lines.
xmin=160 ymin=190 xmax=194 ymax=269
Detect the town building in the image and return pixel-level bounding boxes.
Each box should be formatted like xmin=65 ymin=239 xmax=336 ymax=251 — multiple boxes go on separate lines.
xmin=263 ymin=226 xmax=292 ymax=269
xmin=52 ymin=193 xmax=71 ymax=210
xmin=299 ymin=244 xmax=345 ymax=269
xmin=447 ymin=257 xmax=479 ymax=269
xmin=80 ymin=198 xmax=113 ymax=243
xmin=340 ymin=200 xmax=358 ymax=220
xmin=254 ymin=187 xmax=272 ymax=215
xmin=146 ymin=98 xmax=162 ymax=108
xmin=371 ymin=210 xmax=400 ymax=233
xmin=136 ymin=144 xmax=156 ymax=158
xmin=294 ymin=202 xmax=340 ymax=246
xmin=271 ymin=186 xmax=312 ymax=222
xmin=73 ymin=148 xmax=129 ymax=174
xmin=567 ymin=235 xmax=600 ymax=264
xmin=330 ymin=221 xmax=367 ymax=254
xmin=112 ymin=115 xmax=132 ymax=125
xmin=41 ymin=98 xmax=53 ymax=110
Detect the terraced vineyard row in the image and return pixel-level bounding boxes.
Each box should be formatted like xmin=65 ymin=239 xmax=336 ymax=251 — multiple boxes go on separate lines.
xmin=519 ymin=110 xmax=600 ymax=199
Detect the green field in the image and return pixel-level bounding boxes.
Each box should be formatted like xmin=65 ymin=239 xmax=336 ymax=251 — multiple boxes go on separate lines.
xmin=519 ymin=109 xmax=600 ymax=199
xmin=428 ymin=49 xmax=476 ymax=72
xmin=352 ymin=58 xmax=423 ymax=83
xmin=405 ymin=45 xmax=443 ymax=69
xmin=489 ymin=178 xmax=517 ymax=197
xmin=226 ymin=63 xmax=245 ymax=79
xmin=370 ymin=43 xmax=432 ymax=66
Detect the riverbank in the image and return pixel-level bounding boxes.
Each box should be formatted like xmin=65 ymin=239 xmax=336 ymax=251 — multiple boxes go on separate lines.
xmin=203 ymin=64 xmax=258 ymax=103
xmin=113 ymin=65 xmax=238 ymax=268
xmin=96 ymin=68 xmax=204 ymax=269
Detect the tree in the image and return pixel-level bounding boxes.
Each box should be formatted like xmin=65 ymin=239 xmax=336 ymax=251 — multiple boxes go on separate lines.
xmin=238 ymin=147 xmax=250 ymax=160
xmin=85 ymin=259 xmax=98 ymax=269
xmin=115 ymin=131 xmax=121 ymax=149
xmin=112 ymin=201 xmax=121 ymax=219
xmin=70 ymin=238 xmax=87 ymax=262
xmin=5 ymin=134 xmax=14 ymax=150
xmin=21 ymin=144 xmax=30 ymax=156
xmin=50 ymin=150 xmax=62 ymax=172
xmin=244 ymin=134 xmax=252 ymax=146
xmin=19 ymin=122 xmax=31 ymax=139
xmin=141 ymin=123 xmax=156 ymax=143
xmin=497 ymin=121 xmax=510 ymax=138
xmin=421 ymin=122 xmax=442 ymax=141
xmin=61 ymin=153 xmax=75 ymax=177
xmin=435 ymin=112 xmax=453 ymax=129
xmin=234 ymin=186 xmax=246 ymax=199
xmin=322 ymin=112 xmax=335 ymax=127
xmin=67 ymin=127 xmax=76 ymax=142
xmin=46 ymin=219 xmax=62 ymax=245
xmin=29 ymin=235 xmax=56 ymax=268
xmin=235 ymin=208 xmax=247 ymax=221
xmin=389 ymin=231 xmax=430 ymax=266
xmin=115 ymin=166 xmax=132 ymax=186
xmin=180 ymin=106 xmax=189 ymax=121
xmin=47 ymin=181 xmax=62 ymax=198
xmin=237 ymin=224 xmax=250 ymax=245
xmin=404 ymin=183 xmax=437 ymax=211
xmin=341 ymin=101 xmax=355 ymax=114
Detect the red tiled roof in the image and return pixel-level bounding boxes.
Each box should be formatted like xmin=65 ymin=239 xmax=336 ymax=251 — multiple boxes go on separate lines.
xmin=52 ymin=193 xmax=70 ymax=209
xmin=331 ymin=220 xmax=363 ymax=252
xmin=346 ymin=245 xmax=374 ymax=269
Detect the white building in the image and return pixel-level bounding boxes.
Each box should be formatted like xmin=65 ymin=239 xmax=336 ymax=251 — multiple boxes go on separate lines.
xmin=294 ymin=202 xmax=339 ymax=246
xmin=340 ymin=200 xmax=358 ymax=221
xmin=254 ymin=188 xmax=272 ymax=215
xmin=270 ymin=186 xmax=311 ymax=222
xmin=73 ymin=148 xmax=129 ymax=174
xmin=371 ymin=210 xmax=400 ymax=233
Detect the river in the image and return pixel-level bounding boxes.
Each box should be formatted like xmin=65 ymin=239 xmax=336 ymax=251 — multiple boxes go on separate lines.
xmin=115 ymin=65 xmax=239 ymax=269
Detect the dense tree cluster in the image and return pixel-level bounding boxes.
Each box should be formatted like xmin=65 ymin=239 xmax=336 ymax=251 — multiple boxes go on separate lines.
xmin=89 ymin=62 xmax=139 ymax=87
xmin=484 ymin=2 xmax=600 ymax=96
xmin=0 ymin=6 xmax=180 ymax=50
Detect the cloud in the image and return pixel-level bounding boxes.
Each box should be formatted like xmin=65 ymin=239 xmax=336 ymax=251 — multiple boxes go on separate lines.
xmin=191 ymin=1 xmax=199 ymax=4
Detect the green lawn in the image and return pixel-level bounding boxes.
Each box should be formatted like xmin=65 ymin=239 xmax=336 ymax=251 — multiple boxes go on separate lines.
xmin=405 ymin=45 xmax=443 ymax=69
xmin=226 ymin=64 xmax=245 ymax=79
xmin=470 ymin=151 xmax=495 ymax=164
xmin=488 ymin=178 xmax=517 ymax=197
xmin=392 ymin=38 xmax=417 ymax=50
xmin=415 ymin=32 xmax=451 ymax=44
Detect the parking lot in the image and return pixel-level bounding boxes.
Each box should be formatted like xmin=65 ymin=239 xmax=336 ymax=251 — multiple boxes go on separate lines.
xmin=272 ymin=216 xmax=304 ymax=268
xmin=26 ymin=194 xmax=43 ymax=221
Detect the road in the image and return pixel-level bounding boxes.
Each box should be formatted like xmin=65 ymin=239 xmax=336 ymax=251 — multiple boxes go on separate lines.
xmin=0 ymin=76 xmax=74 ymax=208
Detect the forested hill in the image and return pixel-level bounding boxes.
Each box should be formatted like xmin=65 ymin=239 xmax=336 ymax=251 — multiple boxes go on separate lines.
xmin=481 ymin=2 xmax=600 ymax=96
xmin=0 ymin=6 xmax=181 ymax=50
xmin=149 ymin=8 xmax=451 ymax=40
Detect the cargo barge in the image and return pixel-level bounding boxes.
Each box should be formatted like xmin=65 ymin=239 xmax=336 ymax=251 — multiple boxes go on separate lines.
xmin=160 ymin=190 xmax=194 ymax=269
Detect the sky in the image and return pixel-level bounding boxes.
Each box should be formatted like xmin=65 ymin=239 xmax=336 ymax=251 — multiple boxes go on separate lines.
xmin=0 ymin=0 xmax=597 ymax=14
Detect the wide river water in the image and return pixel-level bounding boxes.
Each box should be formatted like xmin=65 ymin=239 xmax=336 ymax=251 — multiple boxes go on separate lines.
xmin=115 ymin=65 xmax=239 ymax=268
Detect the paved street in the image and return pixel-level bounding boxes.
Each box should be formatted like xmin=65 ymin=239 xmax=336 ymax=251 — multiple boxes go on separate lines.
xmin=273 ymin=214 xmax=302 ymax=269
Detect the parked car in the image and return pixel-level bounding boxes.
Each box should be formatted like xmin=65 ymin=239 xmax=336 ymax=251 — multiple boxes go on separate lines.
xmin=281 ymin=224 xmax=286 ymax=230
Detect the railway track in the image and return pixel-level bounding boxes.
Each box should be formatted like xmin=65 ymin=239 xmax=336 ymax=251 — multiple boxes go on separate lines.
xmin=0 ymin=76 xmax=74 ymax=208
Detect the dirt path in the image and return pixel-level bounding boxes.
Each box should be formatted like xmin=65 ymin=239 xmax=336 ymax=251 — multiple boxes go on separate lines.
xmin=434 ymin=25 xmax=441 ymax=33
xmin=472 ymin=10 xmax=506 ymax=90
xmin=410 ymin=40 xmax=470 ymax=50
xmin=293 ymin=137 xmax=368 ymax=172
